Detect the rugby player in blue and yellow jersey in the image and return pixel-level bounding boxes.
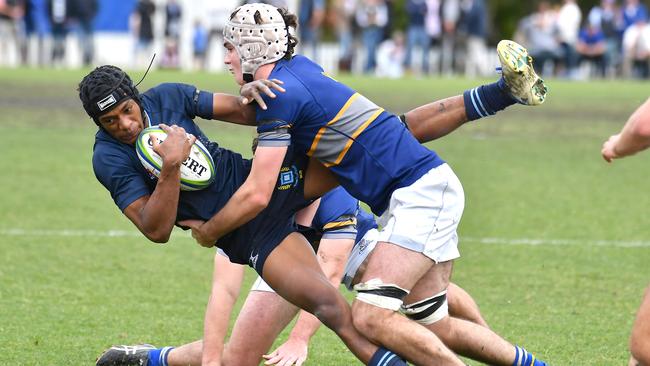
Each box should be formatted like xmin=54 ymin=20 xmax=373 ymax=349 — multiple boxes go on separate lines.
xmin=80 ymin=66 xmax=409 ymax=366
xmin=182 ymin=3 xmax=549 ymax=366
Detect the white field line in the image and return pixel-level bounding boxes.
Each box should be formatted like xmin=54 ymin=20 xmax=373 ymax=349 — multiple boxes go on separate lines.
xmin=0 ymin=228 xmax=192 ymax=239
xmin=462 ymin=236 xmax=650 ymax=248
xmin=1 ymin=228 xmax=649 ymax=248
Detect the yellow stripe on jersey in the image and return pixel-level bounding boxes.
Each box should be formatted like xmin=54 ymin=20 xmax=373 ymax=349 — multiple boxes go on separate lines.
xmin=308 ymin=93 xmax=383 ymax=166
xmin=323 ymin=218 xmax=357 ymax=231
xmin=307 ymin=93 xmax=360 ymax=157
xmin=324 ymin=107 xmax=384 ymax=168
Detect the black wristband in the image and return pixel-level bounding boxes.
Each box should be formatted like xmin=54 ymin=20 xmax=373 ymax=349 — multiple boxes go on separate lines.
xmin=399 ymin=114 xmax=409 ymax=130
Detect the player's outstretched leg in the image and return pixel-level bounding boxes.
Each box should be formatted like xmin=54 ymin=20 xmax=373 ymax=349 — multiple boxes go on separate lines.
xmin=630 ymin=284 xmax=650 ymax=365
xmin=263 ymin=232 xmax=408 ymax=366
xmin=95 ymin=344 xmax=172 ymax=366
xmin=404 ymin=270 xmax=548 ymax=366
xmin=497 ymin=40 xmax=548 ymax=106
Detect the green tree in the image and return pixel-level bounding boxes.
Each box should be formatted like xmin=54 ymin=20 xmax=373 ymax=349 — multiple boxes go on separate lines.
xmin=490 ymin=0 xmax=603 ymax=40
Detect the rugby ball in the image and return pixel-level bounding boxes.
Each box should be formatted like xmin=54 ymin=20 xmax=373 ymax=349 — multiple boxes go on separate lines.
xmin=135 ymin=126 xmax=215 ymax=191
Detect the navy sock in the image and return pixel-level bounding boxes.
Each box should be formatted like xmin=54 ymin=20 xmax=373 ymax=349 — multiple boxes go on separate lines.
xmin=147 ymin=347 xmax=174 ymax=366
xmin=463 ymin=78 xmax=517 ymax=121
xmin=368 ymin=347 xmax=408 ymax=366
xmin=512 ymin=345 xmax=547 ymax=366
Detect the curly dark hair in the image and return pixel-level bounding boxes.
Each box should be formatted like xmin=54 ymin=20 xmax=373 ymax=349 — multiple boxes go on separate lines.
xmin=277 ymin=7 xmax=299 ymax=61
xmin=78 ymin=65 xmax=141 ymax=126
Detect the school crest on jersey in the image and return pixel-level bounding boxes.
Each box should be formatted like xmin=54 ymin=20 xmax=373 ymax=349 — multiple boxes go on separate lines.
xmin=277 ymin=165 xmax=302 ymax=190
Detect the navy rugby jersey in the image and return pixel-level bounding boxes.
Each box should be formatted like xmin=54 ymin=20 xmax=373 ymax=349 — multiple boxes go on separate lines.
xmin=255 ymin=55 xmax=445 ymax=215
xmin=92 ymin=83 xmax=311 ymax=270
xmin=92 ymin=83 xmax=249 ymax=219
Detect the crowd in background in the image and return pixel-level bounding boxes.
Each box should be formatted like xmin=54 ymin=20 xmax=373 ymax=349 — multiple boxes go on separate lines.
xmin=517 ymin=0 xmax=650 ymax=80
xmin=0 ymin=0 xmax=99 ymax=67
xmin=1 ymin=0 xmax=649 ymax=80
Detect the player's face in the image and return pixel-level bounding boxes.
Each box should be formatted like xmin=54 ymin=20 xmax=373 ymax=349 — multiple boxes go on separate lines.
xmin=223 ymin=42 xmax=244 ymax=85
xmin=97 ymin=99 xmax=144 ymax=145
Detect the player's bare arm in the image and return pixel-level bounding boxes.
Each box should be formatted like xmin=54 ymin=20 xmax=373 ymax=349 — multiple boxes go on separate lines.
xmin=183 ymin=146 xmax=289 ymax=246
xmin=123 ymin=124 xmax=195 ymax=243
xmin=602 ymin=97 xmax=650 ymax=162
xmin=211 ymin=79 xmax=285 ymax=125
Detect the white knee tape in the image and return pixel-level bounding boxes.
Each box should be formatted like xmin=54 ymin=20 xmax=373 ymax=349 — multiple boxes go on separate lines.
xmin=353 ymin=278 xmax=409 ymax=311
xmin=400 ymin=290 xmax=448 ymax=325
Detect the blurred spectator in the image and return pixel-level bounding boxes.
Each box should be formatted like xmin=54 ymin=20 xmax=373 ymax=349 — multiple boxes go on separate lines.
xmin=131 ymin=0 xmax=156 ymax=68
xmin=164 ymin=0 xmax=181 ymax=39
xmin=440 ymin=0 xmax=460 ymax=75
xmin=192 ymin=18 xmax=208 ymax=71
xmin=0 ymin=0 xmax=25 ymax=66
xmin=68 ymin=0 xmax=97 ymax=66
xmin=622 ymin=0 xmax=648 ymax=30
xmin=404 ymin=0 xmax=430 ymax=75
xmin=298 ymin=0 xmax=325 ymax=63
xmin=333 ymin=0 xmax=356 ymax=72
xmin=376 ymin=30 xmax=405 ymax=78
xmin=556 ymin=0 xmax=582 ymax=78
xmin=356 ymin=0 xmax=388 ymax=73
xmin=576 ymin=21 xmax=607 ymax=77
xmin=161 ymin=0 xmax=181 ymax=69
xmin=424 ymin=0 xmax=442 ymax=74
xmin=622 ymin=15 xmax=650 ymax=78
xmin=243 ymin=0 xmax=288 ymax=6
xmin=47 ymin=0 xmax=67 ymax=67
xmin=204 ymin=2 xmax=232 ymax=70
xmin=588 ymin=0 xmax=623 ymax=76
xmin=383 ymin=0 xmax=395 ymax=39
xmin=517 ymin=1 xmax=560 ymax=77
xmin=23 ymin=0 xmax=48 ymax=66
xmin=458 ymin=0 xmax=488 ymax=77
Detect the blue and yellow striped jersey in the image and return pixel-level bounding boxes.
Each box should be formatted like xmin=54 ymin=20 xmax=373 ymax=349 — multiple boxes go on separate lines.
xmin=256 ymin=55 xmax=444 ymax=215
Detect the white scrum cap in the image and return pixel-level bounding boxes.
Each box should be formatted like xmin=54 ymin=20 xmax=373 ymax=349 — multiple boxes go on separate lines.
xmin=223 ymin=3 xmax=289 ymax=82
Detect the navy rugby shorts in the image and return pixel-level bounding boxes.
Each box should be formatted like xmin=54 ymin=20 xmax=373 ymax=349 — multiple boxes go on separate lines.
xmin=218 ymin=151 xmax=312 ymax=274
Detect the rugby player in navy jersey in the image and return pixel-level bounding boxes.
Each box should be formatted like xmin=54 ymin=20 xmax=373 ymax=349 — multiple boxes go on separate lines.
xmin=80 ymin=66 xmax=410 ymax=366
xmin=180 ymin=3 xmax=550 ymax=366
xmin=99 ymin=188 xmax=544 ymax=366
xmin=96 ymin=187 xmax=367 ymax=366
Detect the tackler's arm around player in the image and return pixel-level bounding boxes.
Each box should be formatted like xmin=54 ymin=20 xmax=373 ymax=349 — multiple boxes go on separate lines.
xmin=123 ymin=124 xmax=196 ymax=243
xmin=181 ymin=145 xmax=290 ymax=247
xmin=212 ymin=79 xmax=285 ymax=126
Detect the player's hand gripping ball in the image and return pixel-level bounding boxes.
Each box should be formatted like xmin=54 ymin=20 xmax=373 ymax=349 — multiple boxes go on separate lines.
xmin=135 ymin=126 xmax=215 ymax=191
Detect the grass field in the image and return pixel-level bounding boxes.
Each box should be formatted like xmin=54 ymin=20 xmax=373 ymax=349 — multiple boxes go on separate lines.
xmin=1 ymin=67 xmax=649 ymax=365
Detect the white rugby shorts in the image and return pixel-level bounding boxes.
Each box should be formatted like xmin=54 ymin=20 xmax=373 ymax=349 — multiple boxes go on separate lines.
xmin=376 ymin=163 xmax=465 ymax=262
xmin=342 ymin=228 xmax=379 ymax=290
